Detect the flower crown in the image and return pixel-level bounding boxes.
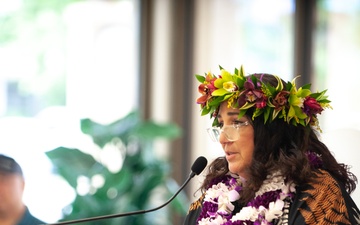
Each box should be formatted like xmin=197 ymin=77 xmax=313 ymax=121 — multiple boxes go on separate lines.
xmin=196 ymin=65 xmax=331 ymax=131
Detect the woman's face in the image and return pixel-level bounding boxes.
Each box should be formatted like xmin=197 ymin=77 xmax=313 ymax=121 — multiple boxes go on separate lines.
xmin=217 ymin=102 xmax=254 ymax=178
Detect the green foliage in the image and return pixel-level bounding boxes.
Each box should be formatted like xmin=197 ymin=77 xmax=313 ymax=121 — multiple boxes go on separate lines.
xmin=46 ymin=111 xmax=187 ymax=225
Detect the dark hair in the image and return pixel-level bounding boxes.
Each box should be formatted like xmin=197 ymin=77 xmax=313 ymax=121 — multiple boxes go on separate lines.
xmin=0 ymin=154 xmax=23 ymax=176
xmin=199 ymin=73 xmax=357 ymax=203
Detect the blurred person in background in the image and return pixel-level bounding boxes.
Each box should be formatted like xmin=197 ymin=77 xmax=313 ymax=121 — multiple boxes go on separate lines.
xmin=0 ymin=154 xmax=45 ymax=225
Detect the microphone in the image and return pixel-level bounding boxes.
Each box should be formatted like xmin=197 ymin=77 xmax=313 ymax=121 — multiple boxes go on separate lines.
xmin=45 ymin=156 xmax=207 ymax=225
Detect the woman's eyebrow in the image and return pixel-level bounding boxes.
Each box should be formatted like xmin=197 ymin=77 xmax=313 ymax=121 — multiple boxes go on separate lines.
xmin=217 ymin=111 xmax=239 ymax=120
xmin=227 ymin=112 xmax=239 ymax=116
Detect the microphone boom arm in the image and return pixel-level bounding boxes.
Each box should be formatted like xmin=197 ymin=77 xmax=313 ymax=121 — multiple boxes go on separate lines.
xmin=45 ymin=170 xmax=200 ymax=224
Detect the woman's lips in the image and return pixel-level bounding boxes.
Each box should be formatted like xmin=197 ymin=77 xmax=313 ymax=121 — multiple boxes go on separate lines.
xmin=225 ymin=151 xmax=237 ymax=161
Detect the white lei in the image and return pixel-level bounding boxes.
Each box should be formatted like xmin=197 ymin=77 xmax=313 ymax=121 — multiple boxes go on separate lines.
xmin=197 ymin=171 xmax=296 ymax=225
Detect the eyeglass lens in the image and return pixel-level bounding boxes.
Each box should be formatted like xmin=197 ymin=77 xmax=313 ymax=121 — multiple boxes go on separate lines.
xmin=207 ymin=125 xmax=239 ymax=142
xmin=207 ymin=121 xmax=249 ymax=142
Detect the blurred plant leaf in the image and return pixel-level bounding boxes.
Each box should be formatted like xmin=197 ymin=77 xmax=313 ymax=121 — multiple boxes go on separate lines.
xmin=81 ymin=112 xmax=181 ymax=148
xmin=46 ymin=110 xmax=188 ymax=225
xmin=80 ymin=112 xmax=140 ymax=148
xmin=46 ymin=147 xmax=102 ymax=188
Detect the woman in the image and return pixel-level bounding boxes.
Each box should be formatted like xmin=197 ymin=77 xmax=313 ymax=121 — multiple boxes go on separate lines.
xmin=184 ymin=66 xmax=360 ymax=225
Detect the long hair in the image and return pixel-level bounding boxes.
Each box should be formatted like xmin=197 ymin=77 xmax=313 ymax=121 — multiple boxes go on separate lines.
xmin=199 ymin=73 xmax=357 ymax=203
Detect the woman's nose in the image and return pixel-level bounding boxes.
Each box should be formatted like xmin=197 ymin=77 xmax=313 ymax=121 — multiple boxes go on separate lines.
xmin=218 ymin=130 xmax=230 ymax=144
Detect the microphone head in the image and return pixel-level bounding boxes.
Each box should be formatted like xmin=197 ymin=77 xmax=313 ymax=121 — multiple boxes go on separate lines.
xmin=191 ymin=156 xmax=207 ymax=175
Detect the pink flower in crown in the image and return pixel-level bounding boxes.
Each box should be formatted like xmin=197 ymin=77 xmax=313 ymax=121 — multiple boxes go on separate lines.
xmin=196 ymin=73 xmax=217 ymax=107
xmin=238 ymin=78 xmax=267 ymax=109
xmin=303 ymin=96 xmax=323 ymax=117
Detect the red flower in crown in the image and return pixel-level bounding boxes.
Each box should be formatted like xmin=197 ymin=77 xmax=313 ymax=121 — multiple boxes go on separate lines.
xmin=197 ymin=73 xmax=217 ymax=107
xmin=303 ymin=96 xmax=323 ymax=116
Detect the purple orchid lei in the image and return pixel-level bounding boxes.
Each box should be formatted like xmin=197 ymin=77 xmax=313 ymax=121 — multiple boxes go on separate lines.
xmin=196 ymin=172 xmax=296 ymax=225
xmin=196 ymin=152 xmax=322 ymax=225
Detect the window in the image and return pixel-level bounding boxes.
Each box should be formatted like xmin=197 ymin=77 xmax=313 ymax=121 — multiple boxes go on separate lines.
xmin=193 ymin=0 xmax=295 ymax=159
xmin=315 ymin=0 xmax=360 ymax=205
xmin=0 ymin=0 xmax=139 ymax=222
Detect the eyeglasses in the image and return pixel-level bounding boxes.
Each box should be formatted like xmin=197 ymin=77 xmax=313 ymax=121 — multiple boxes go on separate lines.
xmin=206 ymin=121 xmax=250 ymax=142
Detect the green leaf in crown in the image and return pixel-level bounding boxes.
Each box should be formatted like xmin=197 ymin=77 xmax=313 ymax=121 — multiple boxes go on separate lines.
xmin=195 ymin=65 xmax=332 ymax=131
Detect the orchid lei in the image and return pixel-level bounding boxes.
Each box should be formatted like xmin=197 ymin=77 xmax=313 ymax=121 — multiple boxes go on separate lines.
xmin=197 ymin=172 xmax=296 ymax=225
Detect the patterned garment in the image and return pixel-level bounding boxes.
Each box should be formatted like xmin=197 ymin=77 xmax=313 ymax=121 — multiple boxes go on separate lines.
xmin=183 ymin=170 xmax=360 ymax=225
xmin=289 ymin=170 xmax=360 ymax=225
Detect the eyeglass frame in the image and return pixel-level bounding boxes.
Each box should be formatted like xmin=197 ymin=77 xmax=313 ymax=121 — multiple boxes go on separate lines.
xmin=206 ymin=121 xmax=250 ymax=142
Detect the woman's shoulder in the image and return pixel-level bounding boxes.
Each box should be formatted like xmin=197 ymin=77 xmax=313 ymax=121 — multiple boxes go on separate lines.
xmin=188 ymin=193 xmax=205 ymax=212
xmin=300 ymin=169 xmax=343 ymax=192
xmin=289 ymin=169 xmax=360 ymax=225
xmin=183 ymin=194 xmax=205 ymax=225
xmin=297 ymin=169 xmax=351 ymax=200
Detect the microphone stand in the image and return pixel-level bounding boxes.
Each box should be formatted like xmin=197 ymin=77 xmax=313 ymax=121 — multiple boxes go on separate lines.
xmin=45 ymin=171 xmax=197 ymax=225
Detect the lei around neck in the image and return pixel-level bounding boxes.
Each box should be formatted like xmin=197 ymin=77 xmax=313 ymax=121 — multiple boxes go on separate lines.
xmin=195 ymin=65 xmax=331 ymax=131
xmin=197 ymin=172 xmax=296 ymax=225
